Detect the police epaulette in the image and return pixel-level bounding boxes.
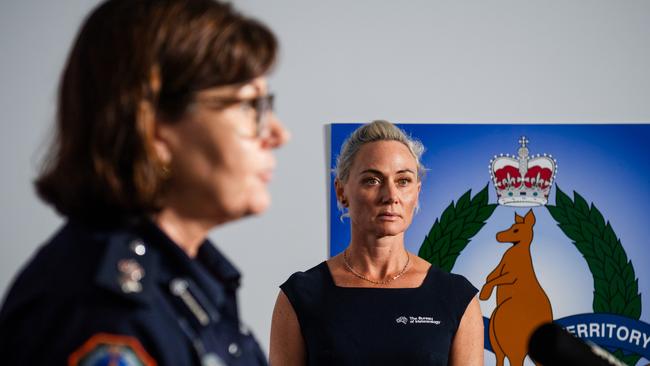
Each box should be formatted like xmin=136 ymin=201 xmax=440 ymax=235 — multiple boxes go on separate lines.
xmin=95 ymin=232 xmax=158 ymax=305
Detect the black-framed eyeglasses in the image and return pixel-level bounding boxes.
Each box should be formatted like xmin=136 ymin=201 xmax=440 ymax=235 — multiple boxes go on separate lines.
xmin=192 ymin=93 xmax=275 ymax=138
xmin=249 ymin=94 xmax=274 ymax=137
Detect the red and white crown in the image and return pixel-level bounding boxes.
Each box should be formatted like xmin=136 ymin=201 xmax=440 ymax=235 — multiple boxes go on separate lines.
xmin=489 ymin=136 xmax=557 ymax=207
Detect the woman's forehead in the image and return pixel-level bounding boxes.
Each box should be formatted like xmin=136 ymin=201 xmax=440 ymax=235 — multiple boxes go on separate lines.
xmin=352 ymin=141 xmax=417 ymax=172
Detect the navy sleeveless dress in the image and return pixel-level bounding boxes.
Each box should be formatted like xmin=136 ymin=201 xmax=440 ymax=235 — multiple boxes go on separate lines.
xmin=280 ymin=262 xmax=477 ymax=366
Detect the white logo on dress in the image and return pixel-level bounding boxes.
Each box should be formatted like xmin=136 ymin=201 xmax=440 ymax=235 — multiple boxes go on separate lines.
xmin=396 ymin=315 xmax=441 ymax=325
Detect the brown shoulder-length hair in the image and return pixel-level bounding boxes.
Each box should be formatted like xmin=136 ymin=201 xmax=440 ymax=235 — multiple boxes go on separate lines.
xmin=35 ymin=0 xmax=278 ymax=221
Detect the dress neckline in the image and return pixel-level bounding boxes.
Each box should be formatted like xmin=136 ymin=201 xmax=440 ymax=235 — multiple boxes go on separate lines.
xmin=320 ymin=261 xmax=434 ymax=290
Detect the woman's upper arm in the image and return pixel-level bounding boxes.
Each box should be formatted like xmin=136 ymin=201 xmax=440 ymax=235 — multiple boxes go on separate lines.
xmin=449 ymin=296 xmax=484 ymax=366
xmin=269 ymin=290 xmax=306 ymax=366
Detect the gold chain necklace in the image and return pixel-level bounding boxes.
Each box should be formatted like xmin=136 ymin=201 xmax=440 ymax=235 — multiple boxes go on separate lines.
xmin=343 ymin=248 xmax=410 ymax=285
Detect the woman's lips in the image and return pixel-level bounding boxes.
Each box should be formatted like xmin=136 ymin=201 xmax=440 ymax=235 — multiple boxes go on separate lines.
xmin=259 ymin=170 xmax=273 ymax=183
xmin=377 ymin=212 xmax=400 ymax=221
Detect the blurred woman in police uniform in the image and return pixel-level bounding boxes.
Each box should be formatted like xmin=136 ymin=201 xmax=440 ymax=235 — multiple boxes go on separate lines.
xmin=0 ymin=0 xmax=289 ymax=365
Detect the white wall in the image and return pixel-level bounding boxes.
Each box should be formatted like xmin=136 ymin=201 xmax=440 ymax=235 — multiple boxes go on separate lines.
xmin=2 ymin=0 xmax=649 ymax=362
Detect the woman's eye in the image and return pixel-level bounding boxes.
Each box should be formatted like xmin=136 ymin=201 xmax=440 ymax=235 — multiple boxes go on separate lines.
xmin=397 ymin=178 xmax=411 ymax=186
xmin=364 ymin=177 xmax=381 ymax=185
xmin=239 ymin=101 xmax=255 ymax=113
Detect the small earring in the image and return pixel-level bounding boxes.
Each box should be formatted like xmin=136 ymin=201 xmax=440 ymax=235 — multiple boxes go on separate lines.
xmin=341 ymin=199 xmax=348 ymax=207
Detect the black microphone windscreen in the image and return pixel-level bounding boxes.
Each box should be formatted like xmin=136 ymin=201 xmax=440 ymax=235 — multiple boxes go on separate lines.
xmin=528 ymin=322 xmax=623 ymax=366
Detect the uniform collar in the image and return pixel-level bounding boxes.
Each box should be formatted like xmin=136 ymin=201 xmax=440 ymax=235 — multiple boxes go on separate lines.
xmin=196 ymin=239 xmax=242 ymax=291
xmin=137 ymin=220 xmax=242 ymax=291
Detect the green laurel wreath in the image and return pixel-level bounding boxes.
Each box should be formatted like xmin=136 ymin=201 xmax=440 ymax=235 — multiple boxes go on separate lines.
xmin=546 ymin=186 xmax=642 ymax=365
xmin=418 ymin=184 xmax=497 ymax=272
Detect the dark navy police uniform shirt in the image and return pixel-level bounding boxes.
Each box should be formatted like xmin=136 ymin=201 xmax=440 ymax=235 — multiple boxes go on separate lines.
xmin=0 ymin=219 xmax=267 ymax=366
xmin=281 ymin=262 xmax=477 ymax=366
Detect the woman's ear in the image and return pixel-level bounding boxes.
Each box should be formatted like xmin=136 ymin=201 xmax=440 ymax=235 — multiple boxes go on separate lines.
xmin=137 ymin=98 xmax=173 ymax=167
xmin=334 ymin=178 xmax=347 ymax=207
xmin=153 ymin=129 xmax=172 ymax=166
xmin=151 ymin=115 xmax=176 ymax=168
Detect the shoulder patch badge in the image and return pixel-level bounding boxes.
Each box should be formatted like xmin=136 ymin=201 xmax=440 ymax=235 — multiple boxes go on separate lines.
xmin=68 ymin=333 xmax=156 ymax=366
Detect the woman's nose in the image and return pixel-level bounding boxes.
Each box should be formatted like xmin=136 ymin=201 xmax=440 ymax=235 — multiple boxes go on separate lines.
xmin=262 ymin=113 xmax=290 ymax=148
xmin=380 ymin=182 xmax=399 ymax=204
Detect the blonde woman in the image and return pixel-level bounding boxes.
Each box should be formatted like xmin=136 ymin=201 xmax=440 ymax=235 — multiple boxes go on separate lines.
xmin=271 ymin=121 xmax=483 ymax=366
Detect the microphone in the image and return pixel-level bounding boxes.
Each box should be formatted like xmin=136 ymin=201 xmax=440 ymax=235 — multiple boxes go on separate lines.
xmin=528 ymin=322 xmax=626 ymax=366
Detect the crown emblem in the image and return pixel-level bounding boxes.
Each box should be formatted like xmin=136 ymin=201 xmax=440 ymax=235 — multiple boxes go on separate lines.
xmin=490 ymin=136 xmax=557 ymax=207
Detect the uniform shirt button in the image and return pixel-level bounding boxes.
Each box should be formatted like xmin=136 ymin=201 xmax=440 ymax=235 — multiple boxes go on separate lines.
xmin=202 ymin=353 xmax=227 ymax=366
xmin=130 ymin=239 xmax=146 ymax=256
xmin=228 ymin=342 xmax=242 ymax=357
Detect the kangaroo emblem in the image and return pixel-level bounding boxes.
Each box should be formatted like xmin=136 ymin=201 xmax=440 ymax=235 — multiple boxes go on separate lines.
xmin=479 ymin=210 xmax=553 ymax=366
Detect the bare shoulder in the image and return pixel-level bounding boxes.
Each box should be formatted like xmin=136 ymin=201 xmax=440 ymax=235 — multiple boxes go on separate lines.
xmin=270 ymin=290 xmax=306 ymax=366
xmin=449 ymin=296 xmax=484 ymax=366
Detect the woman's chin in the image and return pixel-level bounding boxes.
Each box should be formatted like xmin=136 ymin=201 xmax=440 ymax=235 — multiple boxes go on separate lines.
xmin=209 ymin=191 xmax=271 ymax=224
xmin=373 ymin=224 xmax=407 ymax=238
xmin=245 ymin=191 xmax=272 ymax=216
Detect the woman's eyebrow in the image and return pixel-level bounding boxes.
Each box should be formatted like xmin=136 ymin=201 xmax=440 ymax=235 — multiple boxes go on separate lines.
xmin=396 ymin=169 xmax=416 ymax=175
xmin=358 ymin=168 xmax=415 ymax=175
xmin=359 ymin=169 xmax=384 ymax=176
